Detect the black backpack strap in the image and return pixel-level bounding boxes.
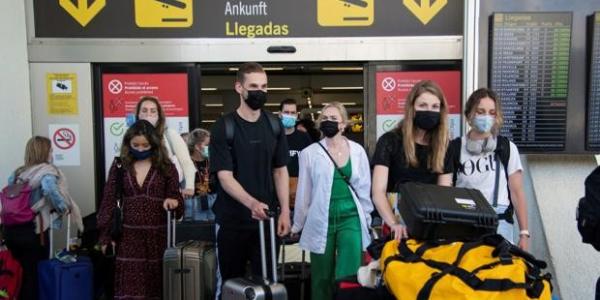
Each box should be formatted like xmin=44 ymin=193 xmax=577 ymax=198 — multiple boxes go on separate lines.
xmin=449 ymin=137 xmax=463 ymax=186
xmin=495 ymin=136 xmax=514 ymax=223
xmin=224 ymin=113 xmax=235 ymax=148
xmin=264 ymin=110 xmax=282 ymax=138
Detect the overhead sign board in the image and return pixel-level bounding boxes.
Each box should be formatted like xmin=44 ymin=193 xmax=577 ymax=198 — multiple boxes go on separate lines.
xmin=33 ymin=0 xmax=463 ymax=38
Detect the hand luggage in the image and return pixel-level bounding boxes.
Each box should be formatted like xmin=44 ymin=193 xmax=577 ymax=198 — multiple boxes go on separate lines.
xmin=0 ymin=244 xmax=23 ymax=300
xmin=279 ymin=235 xmax=309 ymax=300
xmin=380 ymin=234 xmax=553 ymax=300
xmin=38 ymin=214 xmax=94 ymax=300
xmin=221 ymin=214 xmax=287 ymax=300
xmin=163 ymin=211 xmax=217 ymax=300
xmin=398 ymin=182 xmax=498 ymax=240
xmin=176 ymin=220 xmax=216 ymax=243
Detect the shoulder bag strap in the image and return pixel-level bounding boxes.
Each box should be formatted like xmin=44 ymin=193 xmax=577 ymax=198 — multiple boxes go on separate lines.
xmin=115 ymin=157 xmax=124 ymax=208
xmin=316 ymin=142 xmax=359 ymax=198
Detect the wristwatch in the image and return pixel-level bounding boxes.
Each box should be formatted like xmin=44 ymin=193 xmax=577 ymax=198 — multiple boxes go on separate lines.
xmin=519 ymin=229 xmax=530 ymax=238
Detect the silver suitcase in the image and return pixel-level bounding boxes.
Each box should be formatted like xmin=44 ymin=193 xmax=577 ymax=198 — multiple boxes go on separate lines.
xmin=222 ymin=215 xmax=288 ymax=300
xmin=163 ymin=211 xmax=217 ymax=300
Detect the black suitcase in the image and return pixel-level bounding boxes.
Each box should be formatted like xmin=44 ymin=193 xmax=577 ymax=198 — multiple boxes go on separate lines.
xmin=397 ymin=182 xmax=498 ymax=240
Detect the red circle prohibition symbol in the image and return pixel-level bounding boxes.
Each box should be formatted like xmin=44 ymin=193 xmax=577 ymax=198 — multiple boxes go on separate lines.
xmin=53 ymin=128 xmax=76 ymax=150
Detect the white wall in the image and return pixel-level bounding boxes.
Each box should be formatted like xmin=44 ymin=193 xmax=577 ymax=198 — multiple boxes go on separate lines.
xmin=527 ymin=156 xmax=600 ymax=300
xmin=0 ymin=1 xmax=31 ymax=185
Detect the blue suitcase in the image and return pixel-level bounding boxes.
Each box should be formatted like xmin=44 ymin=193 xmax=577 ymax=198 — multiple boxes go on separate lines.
xmin=38 ymin=214 xmax=93 ymax=300
xmin=38 ymin=256 xmax=93 ymax=300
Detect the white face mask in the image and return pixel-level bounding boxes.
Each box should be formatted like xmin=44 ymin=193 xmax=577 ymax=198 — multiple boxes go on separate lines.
xmin=142 ymin=115 xmax=159 ymax=127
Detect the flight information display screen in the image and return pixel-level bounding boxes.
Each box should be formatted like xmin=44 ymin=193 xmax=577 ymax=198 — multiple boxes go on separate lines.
xmin=587 ymin=12 xmax=600 ymax=150
xmin=490 ymin=12 xmax=572 ymax=152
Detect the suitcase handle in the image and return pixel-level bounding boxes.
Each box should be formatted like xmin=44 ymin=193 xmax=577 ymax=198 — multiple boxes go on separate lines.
xmin=258 ymin=210 xmax=278 ymax=284
xmin=167 ymin=209 xmax=176 ymax=248
xmin=49 ymin=213 xmax=71 ymax=258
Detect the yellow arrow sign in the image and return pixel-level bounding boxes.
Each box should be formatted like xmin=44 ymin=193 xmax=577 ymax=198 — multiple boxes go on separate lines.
xmin=403 ymin=0 xmax=447 ymax=25
xmin=59 ymin=0 xmax=106 ymax=27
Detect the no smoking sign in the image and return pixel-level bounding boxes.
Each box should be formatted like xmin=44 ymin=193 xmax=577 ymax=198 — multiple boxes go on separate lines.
xmin=49 ymin=124 xmax=80 ymax=166
xmin=53 ymin=128 xmax=76 ymax=150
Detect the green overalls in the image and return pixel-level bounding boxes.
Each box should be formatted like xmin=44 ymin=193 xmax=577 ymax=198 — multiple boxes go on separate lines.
xmin=310 ymin=159 xmax=363 ymax=300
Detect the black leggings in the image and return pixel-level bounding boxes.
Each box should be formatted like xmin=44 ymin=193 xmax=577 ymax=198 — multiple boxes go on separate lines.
xmin=3 ymin=222 xmax=48 ymax=300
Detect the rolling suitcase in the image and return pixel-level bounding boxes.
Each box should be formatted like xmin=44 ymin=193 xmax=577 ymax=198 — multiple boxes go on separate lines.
xmin=279 ymin=235 xmax=310 ymax=300
xmin=38 ymin=214 xmax=94 ymax=300
xmin=222 ymin=214 xmax=287 ymax=300
xmin=163 ymin=211 xmax=217 ymax=300
xmin=398 ymin=182 xmax=498 ymax=240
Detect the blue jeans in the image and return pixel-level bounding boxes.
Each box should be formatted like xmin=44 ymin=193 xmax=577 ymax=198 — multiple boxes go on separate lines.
xmin=184 ymin=194 xmax=216 ymax=221
xmin=494 ymin=204 xmax=514 ymax=243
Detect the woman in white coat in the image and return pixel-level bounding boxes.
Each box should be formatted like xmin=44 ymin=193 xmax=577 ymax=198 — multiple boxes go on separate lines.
xmin=135 ymin=96 xmax=196 ymax=197
xmin=291 ymin=102 xmax=373 ymax=300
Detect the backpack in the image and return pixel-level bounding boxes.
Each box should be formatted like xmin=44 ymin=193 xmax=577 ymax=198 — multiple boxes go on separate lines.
xmin=0 ymin=175 xmax=35 ymax=226
xmin=576 ymin=166 xmax=600 ymax=251
xmin=223 ymin=110 xmax=281 ymax=147
xmin=380 ymin=235 xmax=552 ymax=300
xmin=450 ymin=135 xmax=514 ymax=223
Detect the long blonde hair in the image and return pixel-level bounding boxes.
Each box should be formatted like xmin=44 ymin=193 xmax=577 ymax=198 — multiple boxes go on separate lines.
xmin=16 ymin=136 xmax=52 ymax=176
xmin=398 ymin=80 xmax=449 ymax=173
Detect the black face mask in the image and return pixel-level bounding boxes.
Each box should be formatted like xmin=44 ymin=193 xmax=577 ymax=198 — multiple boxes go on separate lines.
xmin=130 ymin=148 xmax=153 ymax=160
xmin=244 ymin=90 xmax=267 ymax=111
xmin=414 ymin=111 xmax=441 ymax=130
xmin=320 ymin=120 xmax=340 ymax=138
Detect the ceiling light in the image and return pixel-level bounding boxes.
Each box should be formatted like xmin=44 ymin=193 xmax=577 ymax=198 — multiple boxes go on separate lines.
xmin=201 ymin=120 xmax=217 ymax=123
xmin=204 ymin=103 xmax=223 ymax=107
xmin=267 ymin=87 xmax=291 ymax=91
xmin=321 ymin=86 xmax=363 ymax=90
xmin=321 ymin=67 xmax=363 ymax=71
xmin=228 ymin=67 xmax=283 ymax=71
xmin=201 ymin=88 xmax=217 ymax=91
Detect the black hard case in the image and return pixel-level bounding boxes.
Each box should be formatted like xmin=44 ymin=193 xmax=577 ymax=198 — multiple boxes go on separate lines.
xmin=397 ymin=182 xmax=499 ymax=240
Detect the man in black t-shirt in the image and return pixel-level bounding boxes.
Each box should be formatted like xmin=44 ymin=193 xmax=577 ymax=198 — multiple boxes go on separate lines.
xmin=279 ymin=98 xmax=312 ymax=209
xmin=210 ymin=62 xmax=290 ymax=296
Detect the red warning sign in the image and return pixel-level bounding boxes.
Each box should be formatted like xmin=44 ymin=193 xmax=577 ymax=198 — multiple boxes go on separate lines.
xmin=52 ymin=127 xmax=76 ymax=150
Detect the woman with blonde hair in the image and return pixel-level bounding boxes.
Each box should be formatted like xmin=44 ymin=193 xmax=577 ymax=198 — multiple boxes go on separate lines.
xmin=371 ymin=80 xmax=453 ymax=240
xmin=292 ymin=102 xmax=373 ymax=300
xmin=3 ymin=136 xmax=82 ymax=300
xmin=135 ymin=96 xmax=196 ymax=198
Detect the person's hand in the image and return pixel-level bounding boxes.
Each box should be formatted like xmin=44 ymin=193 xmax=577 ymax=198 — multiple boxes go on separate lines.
xmin=277 ymin=211 xmax=291 ymax=237
xmin=250 ymin=200 xmax=269 ymax=220
xmin=101 ymin=241 xmax=116 ymax=256
xmin=181 ymin=188 xmax=194 ymax=198
xmin=518 ymin=235 xmax=530 ymax=251
xmin=163 ymin=198 xmax=179 ymax=210
xmin=390 ymin=223 xmax=408 ymax=241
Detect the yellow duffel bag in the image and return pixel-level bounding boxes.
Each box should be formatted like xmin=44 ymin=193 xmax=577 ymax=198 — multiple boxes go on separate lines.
xmin=380 ymin=235 xmax=552 ymax=300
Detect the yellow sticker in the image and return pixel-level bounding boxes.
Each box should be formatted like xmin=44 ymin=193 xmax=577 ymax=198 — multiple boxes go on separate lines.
xmin=47 ymin=73 xmax=78 ymax=115
xmin=317 ymin=0 xmax=374 ymax=27
xmin=135 ymin=0 xmax=193 ymax=28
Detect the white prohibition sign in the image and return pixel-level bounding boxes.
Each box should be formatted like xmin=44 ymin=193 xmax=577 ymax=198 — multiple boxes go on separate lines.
xmin=108 ymin=79 xmax=123 ymax=94
xmin=381 ymin=77 xmax=396 ymax=92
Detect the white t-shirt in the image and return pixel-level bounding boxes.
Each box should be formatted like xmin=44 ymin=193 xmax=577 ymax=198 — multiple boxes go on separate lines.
xmin=455 ymin=136 xmax=522 ymax=207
